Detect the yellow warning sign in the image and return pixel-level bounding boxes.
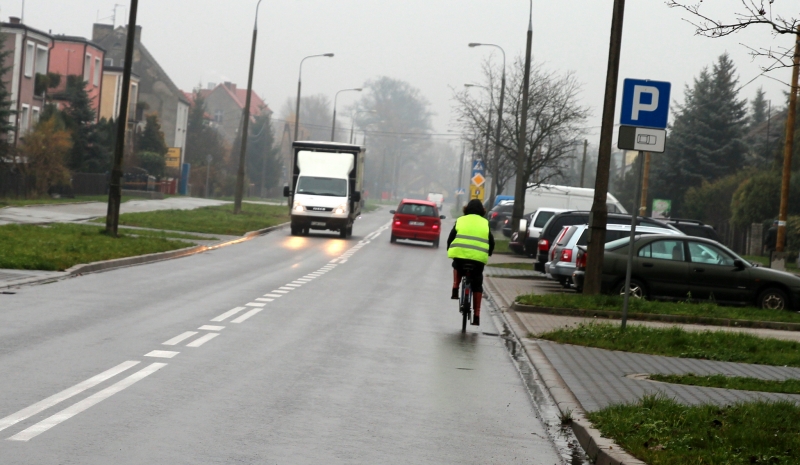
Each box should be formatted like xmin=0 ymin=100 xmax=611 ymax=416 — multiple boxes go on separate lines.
xmin=166 ymin=147 xmax=181 ymax=168
xmin=470 ymin=185 xmax=484 ymax=202
xmin=471 ymin=173 xmax=485 ymax=186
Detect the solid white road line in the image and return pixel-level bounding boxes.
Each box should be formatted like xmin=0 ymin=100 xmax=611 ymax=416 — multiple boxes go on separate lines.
xmin=162 ymin=331 xmax=198 ymax=346
xmin=145 ymin=350 xmax=179 ymax=359
xmin=231 ymin=308 xmax=262 ymax=323
xmin=186 ymin=333 xmax=219 ymax=348
xmin=255 ymin=298 xmax=274 ymax=302
xmin=198 ymin=325 xmax=224 ymax=331
xmin=0 ymin=361 xmax=140 ymax=434
xmin=245 ymin=302 xmax=266 ymax=307
xmin=8 ymin=363 xmax=167 ymax=442
xmin=211 ymin=306 xmax=247 ymax=322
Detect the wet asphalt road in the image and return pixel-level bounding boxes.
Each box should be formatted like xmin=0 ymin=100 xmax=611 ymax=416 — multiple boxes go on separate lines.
xmin=0 ymin=208 xmax=565 ymax=464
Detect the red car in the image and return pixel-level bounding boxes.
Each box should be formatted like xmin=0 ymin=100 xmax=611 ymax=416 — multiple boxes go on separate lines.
xmin=390 ymin=199 xmax=446 ymax=247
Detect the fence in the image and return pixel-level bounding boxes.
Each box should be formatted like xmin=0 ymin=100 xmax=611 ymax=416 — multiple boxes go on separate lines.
xmin=0 ymin=170 xmax=31 ymax=197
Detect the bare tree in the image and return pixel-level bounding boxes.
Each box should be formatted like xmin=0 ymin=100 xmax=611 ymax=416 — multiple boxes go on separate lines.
xmin=452 ymin=57 xmax=589 ymax=195
xmin=667 ymin=1 xmax=799 ymax=71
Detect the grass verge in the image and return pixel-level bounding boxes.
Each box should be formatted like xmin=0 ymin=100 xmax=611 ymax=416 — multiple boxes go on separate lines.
xmin=493 ymin=239 xmax=512 ymax=254
xmin=0 ymin=223 xmax=191 ymax=271
xmin=588 ymin=395 xmax=800 ymax=465
xmin=487 ymin=262 xmax=532 ymax=270
xmin=650 ymin=373 xmax=800 ymax=395
xmin=538 ymin=323 xmax=800 ymax=367
xmin=744 ymin=254 xmax=798 ymax=271
xmin=0 ymin=195 xmax=131 ymax=207
xmin=516 ymin=293 xmax=800 ymax=325
xmin=118 ymin=228 xmax=217 ymax=241
xmin=95 ymin=204 xmax=289 ymax=236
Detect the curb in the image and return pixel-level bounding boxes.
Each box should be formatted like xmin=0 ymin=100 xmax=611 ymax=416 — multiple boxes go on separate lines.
xmin=486 ymin=278 xmax=645 ymax=465
xmin=0 ymin=222 xmax=289 ymax=289
xmin=512 ymin=302 xmax=800 ymax=332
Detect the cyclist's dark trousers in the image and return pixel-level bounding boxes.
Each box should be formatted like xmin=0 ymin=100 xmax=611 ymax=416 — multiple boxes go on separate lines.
xmin=452 ymin=258 xmax=485 ymax=293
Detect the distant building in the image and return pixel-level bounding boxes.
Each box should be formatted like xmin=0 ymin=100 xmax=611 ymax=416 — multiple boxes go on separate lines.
xmin=195 ymin=81 xmax=271 ymax=145
xmin=91 ymin=23 xmax=189 ymax=164
xmin=99 ymin=66 xmax=140 ymax=122
xmin=0 ymin=17 xmax=52 ymax=145
xmin=48 ymin=35 xmax=106 ymax=122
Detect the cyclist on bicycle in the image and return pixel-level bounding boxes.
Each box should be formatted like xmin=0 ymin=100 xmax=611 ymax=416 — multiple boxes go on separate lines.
xmin=447 ymin=199 xmax=494 ymax=326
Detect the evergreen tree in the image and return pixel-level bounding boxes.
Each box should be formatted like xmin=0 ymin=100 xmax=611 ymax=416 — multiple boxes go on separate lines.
xmin=245 ymin=110 xmax=281 ymax=195
xmin=137 ymin=114 xmax=168 ymax=156
xmin=749 ymin=87 xmax=768 ymax=129
xmin=185 ymin=90 xmax=228 ymax=196
xmin=61 ymin=76 xmax=110 ymax=173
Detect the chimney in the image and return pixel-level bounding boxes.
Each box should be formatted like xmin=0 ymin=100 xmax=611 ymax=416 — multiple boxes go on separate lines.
xmin=9 ymin=17 xmax=21 ymax=24
xmin=134 ymin=25 xmax=142 ymax=42
xmin=92 ymin=23 xmax=113 ymax=42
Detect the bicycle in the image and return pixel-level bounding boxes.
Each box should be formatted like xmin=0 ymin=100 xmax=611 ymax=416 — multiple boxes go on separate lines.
xmin=458 ymin=263 xmax=474 ymax=333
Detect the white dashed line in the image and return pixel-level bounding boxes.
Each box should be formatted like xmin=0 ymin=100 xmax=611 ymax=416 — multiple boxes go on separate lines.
xmin=145 ymin=350 xmax=179 ymax=359
xmin=162 ymin=331 xmax=198 ymax=346
xmin=198 ymin=325 xmax=224 ymax=331
xmin=284 ymin=284 xmax=301 ymax=288
xmin=245 ymin=302 xmax=266 ymax=307
xmin=277 ymin=287 xmax=294 ymax=291
xmin=0 ymin=361 xmax=140 ymax=434
xmin=263 ymin=294 xmax=282 ymax=298
xmin=8 ymin=363 xmax=167 ymax=442
xmin=211 ymin=307 xmax=247 ymax=322
xmin=292 ymin=280 xmax=309 ymax=283
xmin=272 ymin=290 xmax=289 ymax=294
xmin=186 ymin=333 xmax=219 ymax=348
xmin=255 ymin=298 xmax=274 ymax=302
xmin=231 ymin=308 xmax=262 ymax=323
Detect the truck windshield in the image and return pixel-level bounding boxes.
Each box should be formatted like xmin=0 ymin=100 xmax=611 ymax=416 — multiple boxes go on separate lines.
xmin=296 ymin=177 xmax=347 ymax=197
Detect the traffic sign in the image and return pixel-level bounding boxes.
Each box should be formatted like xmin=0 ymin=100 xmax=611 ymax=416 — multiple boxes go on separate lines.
xmin=617 ymin=126 xmax=666 ymax=153
xmin=471 ymin=160 xmax=485 ymax=172
xmin=620 ymin=79 xmax=671 ymax=129
xmin=455 ymin=188 xmax=466 ymax=195
xmin=471 ymin=172 xmax=485 ymax=186
xmin=470 ymin=185 xmax=484 ymax=202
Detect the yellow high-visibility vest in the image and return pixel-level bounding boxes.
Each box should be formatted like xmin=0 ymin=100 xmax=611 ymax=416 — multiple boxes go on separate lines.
xmin=447 ymin=214 xmax=490 ymax=264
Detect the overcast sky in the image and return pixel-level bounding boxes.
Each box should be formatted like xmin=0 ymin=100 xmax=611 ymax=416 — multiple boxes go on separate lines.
xmin=3 ymin=0 xmax=796 ymax=145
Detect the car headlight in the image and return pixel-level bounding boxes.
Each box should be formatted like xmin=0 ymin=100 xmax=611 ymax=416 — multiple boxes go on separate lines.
xmin=293 ymin=201 xmax=305 ymax=212
xmin=334 ymin=204 xmax=347 ymax=214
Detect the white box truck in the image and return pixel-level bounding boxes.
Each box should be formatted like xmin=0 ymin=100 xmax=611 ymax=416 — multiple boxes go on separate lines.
xmin=283 ymin=141 xmax=365 ymax=238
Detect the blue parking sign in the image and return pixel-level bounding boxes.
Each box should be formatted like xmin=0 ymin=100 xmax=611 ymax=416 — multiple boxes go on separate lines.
xmin=620 ymin=79 xmax=671 ymax=129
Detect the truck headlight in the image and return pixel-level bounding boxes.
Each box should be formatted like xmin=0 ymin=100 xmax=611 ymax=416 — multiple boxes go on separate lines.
xmin=334 ymin=204 xmax=347 ymax=214
xmin=293 ymin=201 xmax=305 ymax=212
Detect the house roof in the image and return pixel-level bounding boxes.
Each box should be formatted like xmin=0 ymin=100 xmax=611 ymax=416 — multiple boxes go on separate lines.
xmin=207 ymin=83 xmax=271 ymax=117
xmin=53 ymin=35 xmax=106 ymax=52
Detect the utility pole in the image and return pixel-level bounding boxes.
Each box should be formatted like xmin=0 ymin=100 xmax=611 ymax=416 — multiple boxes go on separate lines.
xmin=776 ymin=26 xmax=800 ymax=255
xmin=511 ymin=1 xmax=533 ymax=232
xmin=583 ymin=0 xmax=626 ymax=295
xmin=105 ymin=0 xmax=138 ymax=237
xmin=233 ymin=0 xmax=263 ymax=214
xmin=639 ymin=152 xmax=651 ymax=216
xmin=579 ymin=139 xmax=588 ymax=188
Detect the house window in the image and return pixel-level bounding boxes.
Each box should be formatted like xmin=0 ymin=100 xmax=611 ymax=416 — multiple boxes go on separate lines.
xmin=35 ymin=46 xmax=48 ymax=75
xmin=94 ymin=57 xmax=101 ymax=86
xmin=214 ymin=110 xmax=223 ymax=123
xmin=20 ymin=105 xmax=30 ymax=134
xmin=31 ymin=107 xmax=40 ymax=126
xmin=84 ymin=54 xmax=91 ymax=81
xmin=24 ymin=42 xmax=35 ymax=77
xmin=104 ymin=58 xmax=113 ymax=66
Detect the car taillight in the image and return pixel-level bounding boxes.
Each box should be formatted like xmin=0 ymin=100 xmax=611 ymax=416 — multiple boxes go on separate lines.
xmin=394 ymin=220 xmax=401 ymax=226
xmin=538 ymin=239 xmax=550 ymax=251
xmin=576 ymin=252 xmax=586 ymax=269
xmin=561 ymin=249 xmax=573 ymax=262
xmin=432 ymin=223 xmax=439 ymax=229
xmin=491 ymin=212 xmax=498 ymax=219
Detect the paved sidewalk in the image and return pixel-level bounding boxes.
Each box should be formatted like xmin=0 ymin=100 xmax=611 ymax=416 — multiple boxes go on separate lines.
xmin=487 ymin=276 xmax=800 ymax=413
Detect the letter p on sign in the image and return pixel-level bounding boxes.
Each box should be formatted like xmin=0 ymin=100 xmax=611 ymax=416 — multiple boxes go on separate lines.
xmin=620 ymin=79 xmax=671 ymax=129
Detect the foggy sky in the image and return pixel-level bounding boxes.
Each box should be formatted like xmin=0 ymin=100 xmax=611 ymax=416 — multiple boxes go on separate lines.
xmin=4 ymin=0 xmax=795 ymax=146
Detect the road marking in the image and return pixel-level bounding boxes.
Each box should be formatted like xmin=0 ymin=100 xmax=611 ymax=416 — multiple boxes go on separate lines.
xmin=277 ymin=287 xmax=293 ymax=291
xmin=8 ymin=363 xmax=167 ymax=442
xmin=0 ymin=361 xmax=140 ymax=434
xmin=199 ymin=325 xmax=225 ymax=331
xmin=339 ymin=259 xmax=348 ymax=264
xmin=284 ymin=284 xmax=301 ymax=288
xmin=245 ymin=302 xmax=266 ymax=307
xmin=255 ymin=298 xmax=274 ymax=302
xmin=232 ymin=308 xmax=262 ymax=323
xmin=272 ymin=290 xmax=289 ymax=294
xmin=162 ymin=331 xmax=198 ymax=346
xmin=292 ymin=280 xmax=308 ymax=284
xmin=297 ymin=278 xmax=313 ymax=281
xmin=145 ymin=350 xmax=179 ymax=359
xmin=263 ymin=294 xmax=282 ymax=298
xmin=186 ymin=333 xmax=219 ymax=348
xmin=211 ymin=306 xmax=247 ymax=322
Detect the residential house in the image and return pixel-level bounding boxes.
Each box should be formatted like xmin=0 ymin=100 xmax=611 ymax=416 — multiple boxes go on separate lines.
xmin=196 ymin=81 xmax=270 ymax=145
xmin=91 ymin=23 xmax=189 ymax=166
xmin=99 ymin=66 xmax=140 ymax=122
xmin=0 ymin=17 xmax=52 ymax=145
xmin=48 ymin=35 xmax=105 ymax=122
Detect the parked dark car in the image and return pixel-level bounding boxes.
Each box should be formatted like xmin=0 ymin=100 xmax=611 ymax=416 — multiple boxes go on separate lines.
xmin=663 ymin=218 xmax=721 ymax=242
xmin=571 ymin=234 xmax=800 ymax=309
xmin=531 ymin=211 xmax=679 ymax=272
xmin=487 ymin=202 xmax=514 ymax=230
xmin=503 ymin=211 xmax=535 ymax=242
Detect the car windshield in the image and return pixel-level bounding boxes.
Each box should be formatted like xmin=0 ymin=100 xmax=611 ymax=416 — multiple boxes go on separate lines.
xmin=398 ymin=203 xmax=437 ymax=217
xmin=296 ymin=176 xmax=347 ymax=197
xmin=534 ymin=211 xmax=556 ymax=228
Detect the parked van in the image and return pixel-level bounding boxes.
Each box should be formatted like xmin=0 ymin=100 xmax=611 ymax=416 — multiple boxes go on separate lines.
xmin=523 ymin=184 xmax=627 ymax=214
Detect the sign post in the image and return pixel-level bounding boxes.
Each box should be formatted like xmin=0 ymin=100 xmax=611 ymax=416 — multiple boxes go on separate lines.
xmin=470 ymin=160 xmax=485 ymax=202
xmin=617 ymin=78 xmax=671 ymax=329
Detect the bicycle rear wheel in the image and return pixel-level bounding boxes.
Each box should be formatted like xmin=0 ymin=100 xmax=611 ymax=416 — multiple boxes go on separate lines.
xmin=460 ymin=278 xmax=471 ymax=333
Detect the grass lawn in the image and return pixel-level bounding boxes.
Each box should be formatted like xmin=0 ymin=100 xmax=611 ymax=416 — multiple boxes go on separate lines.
xmin=516 ymin=293 xmax=800 ymax=324
xmin=744 ymin=254 xmax=798 ymax=271
xmin=650 ymin=373 xmax=800 ymax=395
xmin=0 ymin=223 xmax=192 ymax=271
xmin=588 ymin=395 xmax=800 ymax=465
xmin=0 ymin=195 xmax=131 ymax=207
xmin=118 ymin=228 xmax=217 ymax=241
xmin=94 ymin=204 xmax=289 ymax=236
xmin=538 ymin=323 xmax=800 ymax=367
xmin=487 ymin=262 xmax=532 ymax=270
xmin=493 ymin=239 xmax=512 ymax=254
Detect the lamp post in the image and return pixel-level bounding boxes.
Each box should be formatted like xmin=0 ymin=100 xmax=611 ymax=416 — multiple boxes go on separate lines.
xmin=468 ymin=42 xmax=505 ymax=208
xmin=293 ymin=53 xmax=334 ymax=142
xmin=331 ymin=88 xmax=362 ymax=142
xmin=233 ymin=0 xmax=264 ymax=214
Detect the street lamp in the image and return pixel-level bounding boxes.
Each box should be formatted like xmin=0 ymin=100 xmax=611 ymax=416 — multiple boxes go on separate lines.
xmin=468 ymin=42 xmax=506 ymax=208
xmin=331 ymin=87 xmax=362 ymax=142
xmin=233 ymin=0 xmax=265 ymax=214
xmin=293 ymin=53 xmax=334 ymax=143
